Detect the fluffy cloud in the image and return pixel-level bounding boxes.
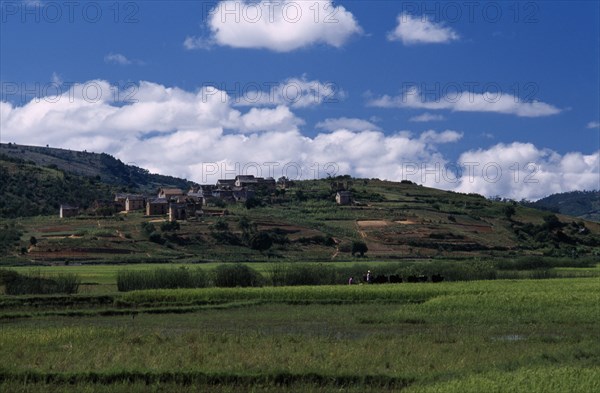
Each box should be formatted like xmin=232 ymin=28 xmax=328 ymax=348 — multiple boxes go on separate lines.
xmin=104 ymin=53 xmax=132 ymax=65
xmin=316 ymin=117 xmax=380 ymax=132
xmin=183 ymin=36 xmax=212 ymax=50
xmin=1 ymin=79 xmax=595 ymax=200
xmin=236 ymin=77 xmax=345 ymax=108
xmin=189 ymin=0 xmax=362 ymax=52
xmin=369 ymin=88 xmax=561 ymax=117
xmin=587 ymin=121 xmax=600 ymax=129
xmin=387 ymin=13 xmax=459 ymax=45
xmin=409 ymin=113 xmax=445 ymax=122
xmin=104 ymin=53 xmax=144 ymax=66
xmin=451 ymin=143 xmax=600 ymax=201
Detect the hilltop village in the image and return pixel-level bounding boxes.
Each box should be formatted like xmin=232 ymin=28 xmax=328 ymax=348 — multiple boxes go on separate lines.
xmin=59 ymin=175 xmax=353 ymax=221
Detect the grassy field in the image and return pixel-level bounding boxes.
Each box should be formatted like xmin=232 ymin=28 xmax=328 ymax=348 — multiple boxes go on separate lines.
xmin=0 ymin=278 xmax=598 ymax=392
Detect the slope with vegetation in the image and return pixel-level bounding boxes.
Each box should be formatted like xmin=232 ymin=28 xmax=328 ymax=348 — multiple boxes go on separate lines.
xmin=523 ymin=190 xmax=600 ymax=222
xmin=0 ymin=142 xmax=191 ymax=191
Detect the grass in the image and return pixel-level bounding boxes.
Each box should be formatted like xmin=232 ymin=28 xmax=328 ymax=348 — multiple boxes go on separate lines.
xmin=0 ymin=278 xmax=598 ymax=391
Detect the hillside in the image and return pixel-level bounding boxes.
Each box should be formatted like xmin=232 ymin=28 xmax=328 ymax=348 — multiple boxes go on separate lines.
xmin=524 ymin=190 xmax=600 ymax=222
xmin=0 ymin=154 xmax=114 ymax=218
xmin=0 ymin=143 xmax=192 ymax=191
xmin=1 ymin=170 xmax=598 ymax=265
xmin=0 ymin=143 xmax=194 ymax=218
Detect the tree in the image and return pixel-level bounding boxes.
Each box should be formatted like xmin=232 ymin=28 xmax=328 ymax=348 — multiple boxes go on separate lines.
xmin=245 ymin=197 xmax=262 ymax=209
xmin=351 ymin=240 xmax=368 ymax=257
xmin=160 ymin=221 xmax=180 ymax=232
xmin=238 ymin=216 xmax=256 ymax=245
xmin=250 ymin=231 xmax=273 ymax=252
xmin=503 ymin=205 xmax=516 ymax=220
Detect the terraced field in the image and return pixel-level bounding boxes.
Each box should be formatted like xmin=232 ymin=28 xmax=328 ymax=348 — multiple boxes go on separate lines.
xmin=1 ymin=278 xmax=598 ymax=392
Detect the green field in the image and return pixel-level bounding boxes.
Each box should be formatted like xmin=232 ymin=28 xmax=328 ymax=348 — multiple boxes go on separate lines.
xmin=1 ymin=278 xmax=598 ymax=392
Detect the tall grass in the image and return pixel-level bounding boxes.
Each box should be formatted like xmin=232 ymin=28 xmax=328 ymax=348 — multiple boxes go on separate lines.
xmin=0 ymin=269 xmax=80 ymax=295
xmin=117 ymin=267 xmax=207 ymax=292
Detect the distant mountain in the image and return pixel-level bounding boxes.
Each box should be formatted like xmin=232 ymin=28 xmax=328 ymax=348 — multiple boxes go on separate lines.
xmin=525 ymin=190 xmax=600 ymax=222
xmin=0 ymin=143 xmax=194 ymax=218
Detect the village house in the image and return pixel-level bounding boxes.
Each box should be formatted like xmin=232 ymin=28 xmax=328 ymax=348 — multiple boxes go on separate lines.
xmin=211 ymin=188 xmax=234 ymax=201
xmin=59 ymin=204 xmax=79 ymax=218
xmin=185 ymin=187 xmax=204 ymax=206
xmin=146 ymin=198 xmax=169 ymax=216
xmin=92 ymin=200 xmax=121 ymax=215
xmin=157 ymin=188 xmax=185 ymax=201
xmin=234 ymin=175 xmax=276 ymax=190
xmin=114 ymin=193 xmax=128 ymax=211
xmin=216 ymin=179 xmax=236 ymax=189
xmin=336 ymin=191 xmax=353 ymax=205
xmin=125 ymin=195 xmax=145 ymax=211
xmin=233 ymin=186 xmax=255 ymax=202
xmin=277 ymin=176 xmax=294 ymax=189
xmin=168 ymin=203 xmax=186 ymax=222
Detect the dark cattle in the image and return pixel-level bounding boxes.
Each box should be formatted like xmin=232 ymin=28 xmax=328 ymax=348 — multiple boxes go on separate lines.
xmin=374 ymin=275 xmax=388 ymax=284
xmin=407 ymin=275 xmax=418 ymax=283
xmin=417 ymin=275 xmax=428 ymax=282
xmin=431 ymin=274 xmax=444 ymax=283
xmin=389 ymin=274 xmax=402 ymax=284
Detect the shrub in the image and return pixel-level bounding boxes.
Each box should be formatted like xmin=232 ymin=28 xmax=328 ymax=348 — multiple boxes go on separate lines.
xmin=214 ymin=264 xmax=263 ymax=287
xmin=0 ymin=269 xmax=80 ymax=295
xmin=250 ymin=232 xmax=273 ymax=251
xmin=160 ymin=221 xmax=180 ymax=232
xmin=351 ymin=240 xmax=368 ymax=256
xmin=245 ymin=197 xmax=263 ymax=209
xmin=148 ymin=232 xmax=165 ymax=245
xmin=140 ymin=222 xmax=156 ymax=236
xmin=297 ymin=235 xmax=335 ymax=246
xmin=117 ymin=267 xmax=207 ymax=292
xmin=270 ymin=263 xmax=337 ymax=286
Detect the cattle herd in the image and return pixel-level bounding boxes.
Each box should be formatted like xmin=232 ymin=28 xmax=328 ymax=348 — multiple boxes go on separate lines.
xmin=360 ymin=274 xmax=444 ymax=284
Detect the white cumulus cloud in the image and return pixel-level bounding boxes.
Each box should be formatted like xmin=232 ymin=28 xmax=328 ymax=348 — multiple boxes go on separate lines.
xmin=452 ymin=143 xmax=600 ymax=201
xmin=189 ymin=0 xmax=362 ymax=52
xmin=587 ymin=121 xmax=600 ymax=129
xmin=369 ymin=88 xmax=561 ymax=118
xmin=236 ymin=76 xmax=345 ymax=108
xmin=1 ymin=79 xmax=595 ymax=201
xmin=388 ymin=13 xmax=459 ymax=45
xmin=316 ymin=117 xmax=380 ymax=132
xmin=409 ymin=113 xmax=445 ymax=122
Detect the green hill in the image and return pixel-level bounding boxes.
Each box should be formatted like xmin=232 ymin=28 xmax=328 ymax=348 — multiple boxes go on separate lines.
xmin=524 ymin=191 xmax=600 ymax=222
xmin=0 ymin=143 xmax=192 ymax=191
xmin=0 ymin=156 xmax=598 ymax=265
xmin=0 ymin=143 xmax=194 ymax=219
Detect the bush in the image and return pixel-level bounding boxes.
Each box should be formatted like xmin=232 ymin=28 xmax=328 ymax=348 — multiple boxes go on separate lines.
xmin=250 ymin=231 xmax=274 ymax=252
xmin=270 ymin=263 xmax=337 ymax=286
xmin=160 ymin=221 xmax=180 ymax=232
xmin=140 ymin=222 xmax=156 ymax=236
xmin=297 ymin=235 xmax=335 ymax=247
xmin=148 ymin=232 xmax=165 ymax=245
xmin=214 ymin=264 xmax=263 ymax=287
xmin=0 ymin=269 xmax=80 ymax=295
xmin=351 ymin=240 xmax=368 ymax=256
xmin=245 ymin=197 xmax=263 ymax=209
xmin=117 ymin=267 xmax=207 ymax=292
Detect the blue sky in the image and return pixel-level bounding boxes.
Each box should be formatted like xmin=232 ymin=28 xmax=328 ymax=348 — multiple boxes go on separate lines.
xmin=1 ymin=0 xmax=599 ymax=199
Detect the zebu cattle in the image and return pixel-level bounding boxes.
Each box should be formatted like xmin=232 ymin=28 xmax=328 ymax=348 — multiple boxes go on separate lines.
xmin=374 ymin=275 xmax=388 ymax=284
xmin=431 ymin=274 xmax=444 ymax=283
xmin=389 ymin=274 xmax=402 ymax=283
